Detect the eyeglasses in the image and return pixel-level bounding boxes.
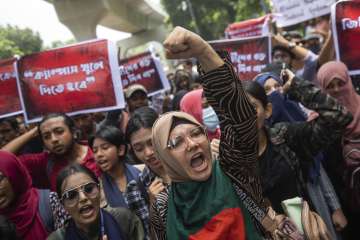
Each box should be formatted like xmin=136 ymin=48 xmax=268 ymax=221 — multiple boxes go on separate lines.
xmin=61 ymin=182 xmax=99 ymax=207
xmin=167 ymin=126 xmax=206 ymax=152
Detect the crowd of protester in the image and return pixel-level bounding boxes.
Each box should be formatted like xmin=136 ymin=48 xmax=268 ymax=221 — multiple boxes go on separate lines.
xmin=0 ymin=14 xmax=359 ymax=240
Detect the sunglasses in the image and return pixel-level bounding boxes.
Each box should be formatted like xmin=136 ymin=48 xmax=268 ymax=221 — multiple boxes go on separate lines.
xmin=61 ymin=182 xmax=99 ymax=207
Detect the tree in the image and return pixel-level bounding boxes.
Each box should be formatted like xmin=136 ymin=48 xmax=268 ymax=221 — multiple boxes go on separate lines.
xmin=0 ymin=38 xmax=22 ymax=59
xmin=0 ymin=24 xmax=43 ymax=59
xmin=161 ymin=0 xmax=270 ymax=40
xmin=47 ymin=39 xmax=76 ymax=49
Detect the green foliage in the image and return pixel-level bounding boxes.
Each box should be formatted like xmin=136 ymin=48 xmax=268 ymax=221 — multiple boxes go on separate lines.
xmin=47 ymin=39 xmax=76 ymax=49
xmin=0 ymin=24 xmax=43 ymax=60
xmin=0 ymin=38 xmax=22 ymax=59
xmin=161 ymin=0 xmax=270 ymax=40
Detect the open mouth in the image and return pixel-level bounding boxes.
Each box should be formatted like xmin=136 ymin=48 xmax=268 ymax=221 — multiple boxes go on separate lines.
xmin=79 ymin=205 xmax=95 ymax=217
xmin=97 ymin=159 xmax=109 ymax=169
xmin=147 ymin=157 xmax=160 ymax=166
xmin=190 ymin=152 xmax=208 ymax=172
xmin=53 ymin=145 xmax=64 ymax=152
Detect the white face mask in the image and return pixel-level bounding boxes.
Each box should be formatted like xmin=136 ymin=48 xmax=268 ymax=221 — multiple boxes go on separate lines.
xmin=202 ymin=106 xmax=219 ymax=132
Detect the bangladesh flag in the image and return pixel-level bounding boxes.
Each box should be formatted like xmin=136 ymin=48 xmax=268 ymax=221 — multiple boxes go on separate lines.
xmin=166 ymin=161 xmax=262 ymax=240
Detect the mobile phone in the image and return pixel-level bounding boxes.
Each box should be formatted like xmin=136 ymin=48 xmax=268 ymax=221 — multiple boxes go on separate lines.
xmin=281 ymin=63 xmax=289 ymax=84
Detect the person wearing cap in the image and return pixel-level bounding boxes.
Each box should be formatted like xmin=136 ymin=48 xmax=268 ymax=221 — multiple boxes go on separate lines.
xmin=303 ymin=33 xmax=322 ymax=54
xmin=125 ymin=84 xmax=149 ymax=114
xmin=272 ymin=31 xmax=334 ymax=82
xmin=283 ymin=31 xmax=304 ymax=47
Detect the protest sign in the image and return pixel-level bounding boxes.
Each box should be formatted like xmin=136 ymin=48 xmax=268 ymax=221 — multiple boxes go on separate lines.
xmin=272 ymin=0 xmax=335 ymax=27
xmin=119 ymin=52 xmax=170 ymax=96
xmin=225 ymin=15 xmax=270 ymax=39
xmin=210 ymin=36 xmax=271 ymax=81
xmin=332 ymin=0 xmax=360 ymax=75
xmin=0 ymin=58 xmax=22 ymax=119
xmin=16 ymin=39 xmax=125 ymax=123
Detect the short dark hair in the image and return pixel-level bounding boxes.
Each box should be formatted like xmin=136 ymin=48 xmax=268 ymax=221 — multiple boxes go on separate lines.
xmin=38 ymin=113 xmax=77 ymax=137
xmin=56 ymin=163 xmax=99 ymax=198
xmin=272 ymin=45 xmax=296 ymax=59
xmin=0 ymin=118 xmax=19 ymax=131
xmin=243 ymin=81 xmax=268 ymax=108
xmin=89 ymin=125 xmax=127 ymax=150
xmin=174 ymin=69 xmax=191 ymax=88
xmin=125 ymin=107 xmax=158 ymax=142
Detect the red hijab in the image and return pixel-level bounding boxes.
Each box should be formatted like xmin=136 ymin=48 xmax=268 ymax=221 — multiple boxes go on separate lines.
xmin=317 ymin=61 xmax=360 ymax=167
xmin=0 ymin=151 xmax=48 ymax=240
xmin=180 ymin=89 xmax=220 ymax=141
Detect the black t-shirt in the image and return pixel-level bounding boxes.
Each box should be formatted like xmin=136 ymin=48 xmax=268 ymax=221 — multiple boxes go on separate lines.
xmin=258 ymin=142 xmax=300 ymax=213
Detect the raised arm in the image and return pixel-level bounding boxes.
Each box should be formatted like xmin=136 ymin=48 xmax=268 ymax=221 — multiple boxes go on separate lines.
xmin=163 ymin=27 xmax=224 ymax=72
xmin=1 ymin=127 xmax=38 ymax=153
xmin=164 ymin=27 xmax=257 ymax=143
xmin=163 ymin=26 xmax=266 ymax=215
xmin=277 ymin=70 xmax=353 ymax=156
xmin=318 ymin=31 xmax=334 ymax=67
xmin=272 ymin=33 xmax=310 ymax=60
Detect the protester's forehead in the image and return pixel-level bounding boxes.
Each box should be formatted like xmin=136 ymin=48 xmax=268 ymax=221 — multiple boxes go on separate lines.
xmin=131 ymin=127 xmax=152 ymax=145
xmin=40 ymin=116 xmax=67 ymax=131
xmin=61 ymin=172 xmax=93 ymax=192
xmin=92 ymin=137 xmax=111 ymax=147
xmin=169 ymin=122 xmax=198 ymax=138
xmin=273 ymin=49 xmax=290 ymax=56
xmin=129 ymin=90 xmax=147 ymax=99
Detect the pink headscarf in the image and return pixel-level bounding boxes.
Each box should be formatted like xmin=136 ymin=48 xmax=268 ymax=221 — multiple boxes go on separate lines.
xmin=180 ymin=89 xmax=220 ymax=141
xmin=317 ymin=61 xmax=360 ymax=167
xmin=0 ymin=151 xmax=48 ymax=240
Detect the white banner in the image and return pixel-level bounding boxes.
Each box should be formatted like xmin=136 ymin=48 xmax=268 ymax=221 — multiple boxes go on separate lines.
xmin=271 ymin=0 xmax=335 ymax=27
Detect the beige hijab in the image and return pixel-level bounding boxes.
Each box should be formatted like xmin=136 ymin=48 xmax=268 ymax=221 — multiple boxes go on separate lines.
xmin=152 ymin=111 xmax=210 ymax=182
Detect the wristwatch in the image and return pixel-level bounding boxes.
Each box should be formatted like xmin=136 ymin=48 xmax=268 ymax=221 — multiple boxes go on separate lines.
xmin=288 ymin=42 xmax=296 ymax=50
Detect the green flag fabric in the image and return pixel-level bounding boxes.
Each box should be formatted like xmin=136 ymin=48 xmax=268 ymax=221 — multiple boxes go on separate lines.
xmin=166 ymin=160 xmax=262 ymax=240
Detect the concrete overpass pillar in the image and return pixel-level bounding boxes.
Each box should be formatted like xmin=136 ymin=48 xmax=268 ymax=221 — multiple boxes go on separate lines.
xmin=52 ymin=0 xmax=107 ymax=41
xmin=118 ymin=25 xmax=169 ymax=58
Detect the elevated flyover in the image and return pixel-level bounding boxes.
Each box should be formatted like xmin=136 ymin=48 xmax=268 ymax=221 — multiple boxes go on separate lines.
xmin=44 ymin=0 xmax=169 ymax=57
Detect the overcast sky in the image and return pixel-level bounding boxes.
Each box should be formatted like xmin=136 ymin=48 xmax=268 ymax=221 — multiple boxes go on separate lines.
xmin=0 ymin=0 xmax=132 ymax=46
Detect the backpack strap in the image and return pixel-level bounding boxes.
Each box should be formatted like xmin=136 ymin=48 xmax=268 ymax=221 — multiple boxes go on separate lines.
xmin=37 ymin=189 xmax=54 ymax=233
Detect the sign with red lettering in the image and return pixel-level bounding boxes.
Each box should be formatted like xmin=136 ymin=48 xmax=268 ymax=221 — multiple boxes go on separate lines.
xmin=332 ymin=0 xmax=360 ymax=75
xmin=16 ymin=39 xmax=125 ymax=123
xmin=0 ymin=58 xmax=22 ymax=119
xmin=225 ymin=15 xmax=270 ymax=39
xmin=209 ymin=36 xmax=271 ymax=81
xmin=119 ymin=52 xmax=170 ymax=96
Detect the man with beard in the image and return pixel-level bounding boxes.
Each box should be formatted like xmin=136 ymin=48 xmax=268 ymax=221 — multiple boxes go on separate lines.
xmin=73 ymin=114 xmax=97 ymax=142
xmin=1 ymin=113 xmax=100 ymax=190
